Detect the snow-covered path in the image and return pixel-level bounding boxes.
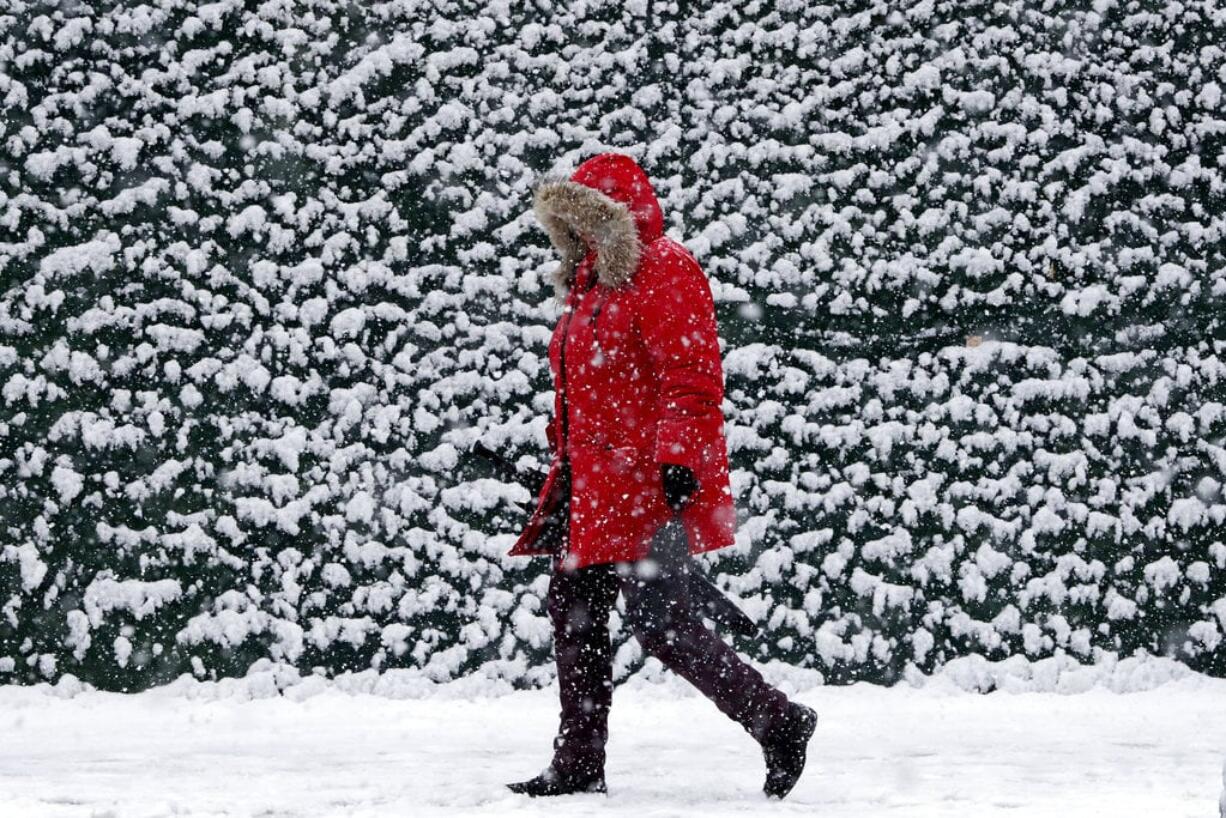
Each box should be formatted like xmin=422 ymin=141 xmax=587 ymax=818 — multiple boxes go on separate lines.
xmin=2 ymin=672 xmax=1223 ymax=818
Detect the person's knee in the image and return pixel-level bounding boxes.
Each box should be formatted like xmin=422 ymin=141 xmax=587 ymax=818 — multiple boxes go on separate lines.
xmin=555 ymin=602 xmax=601 ymax=637
xmin=630 ymin=619 xmax=673 ymax=653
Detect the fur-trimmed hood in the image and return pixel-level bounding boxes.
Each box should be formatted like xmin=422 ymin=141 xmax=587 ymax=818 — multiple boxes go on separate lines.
xmin=533 ymin=153 xmax=664 ymax=293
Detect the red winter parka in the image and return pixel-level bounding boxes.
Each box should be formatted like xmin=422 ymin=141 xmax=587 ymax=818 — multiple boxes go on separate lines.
xmin=508 ymin=153 xmax=737 ymax=570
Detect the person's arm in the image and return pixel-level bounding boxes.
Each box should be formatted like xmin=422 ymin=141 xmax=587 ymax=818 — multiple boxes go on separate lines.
xmin=634 ymin=245 xmax=725 ymax=500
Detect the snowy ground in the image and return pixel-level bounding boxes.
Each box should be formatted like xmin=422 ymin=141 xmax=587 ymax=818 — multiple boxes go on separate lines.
xmin=2 ymin=663 xmax=1224 ymax=818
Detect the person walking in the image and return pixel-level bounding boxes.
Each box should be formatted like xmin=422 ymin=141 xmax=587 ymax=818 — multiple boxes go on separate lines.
xmin=504 ymin=152 xmax=817 ymax=799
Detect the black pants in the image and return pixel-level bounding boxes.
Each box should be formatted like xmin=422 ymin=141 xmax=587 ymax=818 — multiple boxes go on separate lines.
xmin=546 ymin=524 xmax=791 ymax=776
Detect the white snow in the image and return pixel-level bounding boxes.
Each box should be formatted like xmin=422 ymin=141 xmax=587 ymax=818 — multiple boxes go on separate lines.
xmin=0 ymin=663 xmax=1223 ymax=817
xmin=37 ymin=234 xmax=121 ymax=279
xmin=81 ymin=577 xmax=183 ymax=628
xmin=4 ymin=0 xmax=1226 ymax=719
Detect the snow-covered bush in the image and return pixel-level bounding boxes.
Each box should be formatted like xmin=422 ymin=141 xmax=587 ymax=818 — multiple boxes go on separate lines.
xmin=1 ymin=0 xmax=1222 ymax=689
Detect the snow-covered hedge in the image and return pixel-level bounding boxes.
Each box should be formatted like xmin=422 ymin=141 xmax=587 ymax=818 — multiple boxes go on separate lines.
xmin=1 ymin=0 xmax=1223 ymax=690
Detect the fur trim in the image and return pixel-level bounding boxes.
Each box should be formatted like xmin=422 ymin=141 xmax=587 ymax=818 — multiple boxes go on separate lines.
xmin=533 ymin=177 xmax=642 ymax=293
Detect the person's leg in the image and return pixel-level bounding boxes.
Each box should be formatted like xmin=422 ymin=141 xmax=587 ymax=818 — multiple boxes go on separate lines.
xmin=546 ymin=560 xmax=621 ymax=779
xmin=619 ymin=525 xmax=818 ymax=799
xmin=618 ymin=547 xmax=790 ymax=742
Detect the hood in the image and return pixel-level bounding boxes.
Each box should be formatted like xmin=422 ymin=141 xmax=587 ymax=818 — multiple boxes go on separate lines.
xmin=533 ymin=153 xmax=664 ymax=292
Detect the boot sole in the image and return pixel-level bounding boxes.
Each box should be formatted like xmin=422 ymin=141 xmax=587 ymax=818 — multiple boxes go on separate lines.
xmin=506 ymin=779 xmax=607 ymax=797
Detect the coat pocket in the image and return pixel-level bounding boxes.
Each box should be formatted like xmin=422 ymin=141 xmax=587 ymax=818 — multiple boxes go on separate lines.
xmin=605 ymin=445 xmax=663 ymax=520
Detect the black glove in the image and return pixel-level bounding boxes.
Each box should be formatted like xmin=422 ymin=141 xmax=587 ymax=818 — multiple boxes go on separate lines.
xmin=661 ymin=463 xmax=699 ymax=512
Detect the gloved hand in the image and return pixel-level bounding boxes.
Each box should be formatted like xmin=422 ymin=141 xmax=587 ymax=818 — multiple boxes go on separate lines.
xmin=661 ymin=463 xmax=699 ymax=512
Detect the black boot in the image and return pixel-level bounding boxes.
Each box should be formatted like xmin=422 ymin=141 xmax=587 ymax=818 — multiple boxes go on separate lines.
xmin=760 ymin=702 xmax=818 ymax=799
xmin=506 ymin=765 xmax=607 ymax=797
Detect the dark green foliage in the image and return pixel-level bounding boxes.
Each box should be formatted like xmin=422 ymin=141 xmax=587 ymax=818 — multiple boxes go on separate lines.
xmin=0 ymin=0 xmax=1222 ymax=690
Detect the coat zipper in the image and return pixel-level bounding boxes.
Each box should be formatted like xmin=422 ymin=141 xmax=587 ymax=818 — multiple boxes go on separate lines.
xmin=554 ymin=262 xmax=597 ymax=565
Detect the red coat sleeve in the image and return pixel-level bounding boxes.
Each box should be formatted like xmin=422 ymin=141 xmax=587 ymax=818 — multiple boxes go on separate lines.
xmin=633 ymin=244 xmax=726 ymax=472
